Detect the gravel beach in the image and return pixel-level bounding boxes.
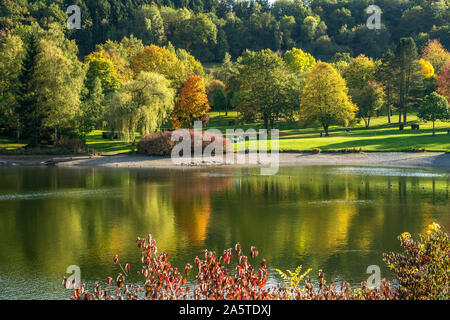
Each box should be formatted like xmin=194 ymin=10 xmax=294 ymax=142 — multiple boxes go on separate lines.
xmin=1 ymin=152 xmax=449 ymax=171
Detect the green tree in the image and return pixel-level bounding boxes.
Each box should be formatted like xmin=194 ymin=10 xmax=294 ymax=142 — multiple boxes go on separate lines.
xmin=32 ymin=39 xmax=84 ymax=144
xmin=0 ymin=34 xmax=25 ymax=140
xmin=237 ymin=49 xmax=300 ymax=129
xmin=417 ymin=92 xmax=449 ymax=136
xmin=283 ymin=48 xmax=316 ymax=74
xmin=107 ymin=72 xmax=175 ymax=142
xmin=392 ymin=38 xmax=424 ymax=124
xmin=78 ymin=77 xmax=104 ymax=140
xmin=300 ymin=62 xmax=357 ymax=136
xmin=377 ymin=50 xmax=396 ymax=123
xmin=358 ymin=81 xmax=386 ymax=128
xmin=213 ymin=87 xmax=228 ymax=111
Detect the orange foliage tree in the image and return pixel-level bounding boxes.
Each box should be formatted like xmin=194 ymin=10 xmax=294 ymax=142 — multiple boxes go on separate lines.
xmin=436 ymin=60 xmax=450 ymax=102
xmin=171 ymin=76 xmax=210 ymax=129
xmin=421 ymin=39 xmax=450 ymax=73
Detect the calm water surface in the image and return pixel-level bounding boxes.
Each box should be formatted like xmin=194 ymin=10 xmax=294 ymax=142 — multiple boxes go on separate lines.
xmin=0 ymin=166 xmax=448 ymax=299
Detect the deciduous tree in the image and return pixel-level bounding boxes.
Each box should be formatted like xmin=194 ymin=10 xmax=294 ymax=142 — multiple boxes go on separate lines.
xmin=436 ymin=60 xmax=450 ymax=102
xmin=171 ymin=75 xmax=210 ymax=129
xmin=107 ymin=72 xmax=175 ymax=142
xmin=417 ymin=92 xmax=449 ymax=135
xmin=300 ymin=62 xmax=357 ymax=136
xmin=283 ymin=48 xmax=315 ymax=74
xmin=421 ymin=39 xmax=450 ymax=74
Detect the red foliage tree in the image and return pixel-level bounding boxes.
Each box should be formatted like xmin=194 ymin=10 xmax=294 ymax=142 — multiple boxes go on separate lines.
xmin=436 ymin=60 xmax=450 ymax=102
xmin=171 ymin=76 xmax=210 ymax=129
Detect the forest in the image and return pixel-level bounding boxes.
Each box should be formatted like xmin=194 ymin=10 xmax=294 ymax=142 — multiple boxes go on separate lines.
xmin=0 ymin=0 xmax=449 ymax=150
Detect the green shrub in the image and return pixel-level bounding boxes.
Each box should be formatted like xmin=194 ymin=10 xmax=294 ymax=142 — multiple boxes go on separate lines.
xmin=383 ymin=223 xmax=449 ymax=300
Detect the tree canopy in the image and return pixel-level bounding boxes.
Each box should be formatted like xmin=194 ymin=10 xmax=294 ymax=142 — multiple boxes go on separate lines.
xmin=300 ymin=62 xmax=358 ymax=136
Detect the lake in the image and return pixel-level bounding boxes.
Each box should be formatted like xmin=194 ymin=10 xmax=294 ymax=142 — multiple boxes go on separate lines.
xmin=0 ymin=166 xmax=448 ymax=299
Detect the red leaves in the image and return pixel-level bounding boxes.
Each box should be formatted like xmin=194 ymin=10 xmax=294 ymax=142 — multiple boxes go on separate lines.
xmin=250 ymin=246 xmax=259 ymax=258
xmin=68 ymin=230 xmax=443 ymax=301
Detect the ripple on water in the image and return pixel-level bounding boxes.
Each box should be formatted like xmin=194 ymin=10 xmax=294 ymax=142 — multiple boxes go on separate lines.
xmin=0 ymin=188 xmax=122 ymax=201
xmin=333 ymin=167 xmax=448 ymax=178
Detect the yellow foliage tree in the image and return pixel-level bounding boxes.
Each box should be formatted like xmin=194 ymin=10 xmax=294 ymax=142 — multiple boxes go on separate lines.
xmin=300 ymin=62 xmax=358 ymax=136
xmin=419 ymin=59 xmax=435 ymax=79
xmin=131 ymin=45 xmax=203 ymax=88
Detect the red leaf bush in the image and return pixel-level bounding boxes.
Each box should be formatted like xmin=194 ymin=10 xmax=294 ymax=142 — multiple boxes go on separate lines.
xmin=64 ymin=223 xmax=449 ymax=300
xmin=138 ymin=130 xmax=231 ymax=156
xmin=137 ymin=132 xmax=175 ymax=156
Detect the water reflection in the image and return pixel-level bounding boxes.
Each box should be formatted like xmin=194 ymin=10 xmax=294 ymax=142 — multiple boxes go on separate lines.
xmin=0 ymin=166 xmax=448 ymax=299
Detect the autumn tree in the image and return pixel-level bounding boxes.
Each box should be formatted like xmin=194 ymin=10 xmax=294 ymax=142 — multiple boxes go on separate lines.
xmin=131 ymin=45 xmax=203 ymax=88
xmin=421 ymin=39 xmax=450 ymax=74
xmin=107 ymin=72 xmax=175 ymax=142
xmin=171 ymin=75 xmax=210 ymax=129
xmin=343 ymin=54 xmax=379 ymax=127
xmin=436 ymin=60 xmax=450 ymax=102
xmin=419 ymin=59 xmax=435 ymax=79
xmin=300 ymin=62 xmax=357 ymax=136
xmin=132 ymin=45 xmax=180 ymax=83
xmin=417 ymin=92 xmax=449 ymax=135
xmin=85 ymin=51 xmax=121 ymax=95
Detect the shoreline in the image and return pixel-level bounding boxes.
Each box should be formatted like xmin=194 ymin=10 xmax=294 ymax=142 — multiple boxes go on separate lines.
xmin=1 ymin=152 xmax=449 ymax=171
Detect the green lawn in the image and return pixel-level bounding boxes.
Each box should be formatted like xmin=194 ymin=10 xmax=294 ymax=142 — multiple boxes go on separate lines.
xmin=85 ymin=130 xmax=140 ymax=154
xmin=0 ymin=137 xmax=27 ymax=150
xmin=1 ymin=113 xmax=449 ymax=154
xmin=206 ymin=112 xmax=450 ymax=152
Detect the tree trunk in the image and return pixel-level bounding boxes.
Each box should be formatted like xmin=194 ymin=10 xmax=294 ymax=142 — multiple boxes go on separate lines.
xmin=16 ymin=118 xmax=20 ymax=143
xmin=403 ymin=109 xmax=407 ymax=124
xmin=432 ymin=120 xmax=435 ymax=136
xmin=263 ymin=116 xmax=269 ymax=130
xmin=386 ymin=87 xmax=391 ymax=124
xmin=54 ymin=127 xmax=58 ymax=145
xmin=323 ymin=124 xmax=329 ymax=136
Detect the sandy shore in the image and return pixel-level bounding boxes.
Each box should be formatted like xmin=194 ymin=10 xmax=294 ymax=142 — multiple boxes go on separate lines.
xmin=1 ymin=152 xmax=449 ymax=171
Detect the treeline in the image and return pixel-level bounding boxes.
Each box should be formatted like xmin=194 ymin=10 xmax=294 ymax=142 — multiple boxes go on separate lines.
xmin=0 ymin=1 xmax=449 ymax=149
xmin=1 ymin=0 xmax=449 ymax=62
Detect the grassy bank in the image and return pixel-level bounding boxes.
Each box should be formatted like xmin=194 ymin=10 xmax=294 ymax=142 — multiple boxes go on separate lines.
xmin=206 ymin=112 xmax=450 ymax=152
xmin=1 ymin=113 xmax=449 ymax=155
